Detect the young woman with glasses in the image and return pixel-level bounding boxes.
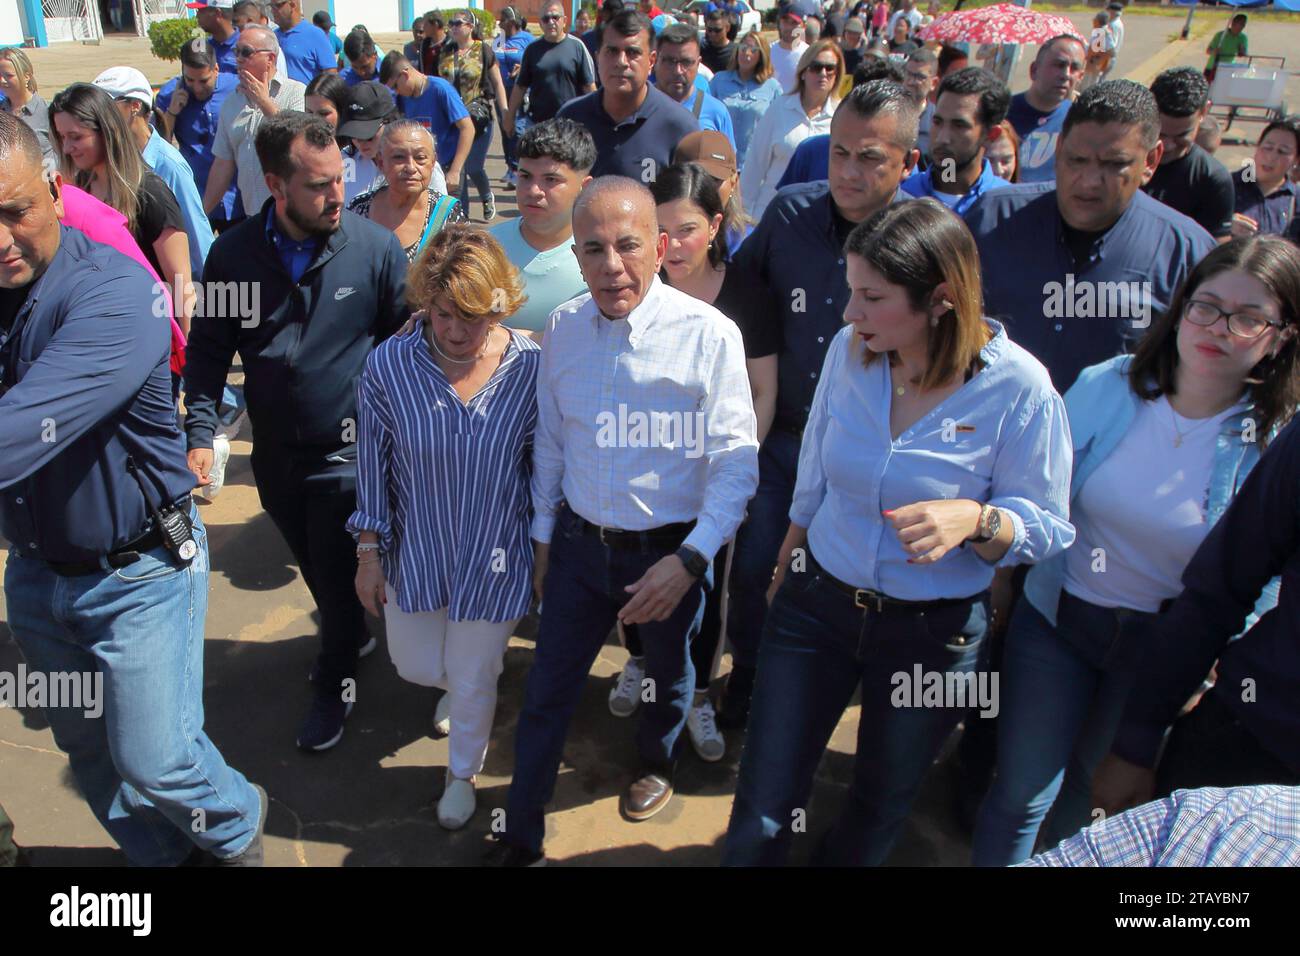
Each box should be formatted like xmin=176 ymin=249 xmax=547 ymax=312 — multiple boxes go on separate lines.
xmin=973 ymin=235 xmax=1300 ymax=866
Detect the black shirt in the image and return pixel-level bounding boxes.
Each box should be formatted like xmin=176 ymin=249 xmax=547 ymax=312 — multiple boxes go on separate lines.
xmin=701 ymin=40 xmax=737 ymax=75
xmin=1061 ymin=220 xmax=1112 ymax=270
xmin=133 ymin=170 xmax=187 ymax=280
xmin=518 ymin=35 xmax=597 ymax=123
xmin=1142 ymin=143 xmax=1235 ymax=239
xmin=0 ymin=284 xmax=30 ymax=337
xmin=713 ymin=263 xmax=780 ymax=358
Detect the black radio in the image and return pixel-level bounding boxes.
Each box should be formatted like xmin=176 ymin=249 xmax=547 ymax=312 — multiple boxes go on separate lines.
xmin=126 ymin=456 xmax=198 ymax=564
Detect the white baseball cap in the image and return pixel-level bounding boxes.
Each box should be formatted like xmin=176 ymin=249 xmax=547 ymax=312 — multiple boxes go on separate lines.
xmin=92 ymin=67 xmax=154 ymax=109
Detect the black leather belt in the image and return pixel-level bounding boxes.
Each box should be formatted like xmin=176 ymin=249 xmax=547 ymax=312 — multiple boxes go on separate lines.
xmin=807 ymin=552 xmax=980 ymax=614
xmin=45 ymin=502 xmax=185 ymax=577
xmin=563 ymin=504 xmax=695 ymax=551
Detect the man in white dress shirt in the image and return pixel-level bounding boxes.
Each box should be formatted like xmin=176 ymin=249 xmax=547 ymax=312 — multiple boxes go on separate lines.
xmin=487 ymin=176 xmax=759 ymax=866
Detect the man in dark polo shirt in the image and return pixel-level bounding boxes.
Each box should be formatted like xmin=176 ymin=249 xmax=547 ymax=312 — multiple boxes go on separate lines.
xmin=719 ymin=80 xmax=918 ymax=728
xmin=1142 ymin=67 xmax=1235 ymax=241
xmin=0 ymin=111 xmax=265 ymax=866
xmin=966 ymin=80 xmax=1215 ymax=395
xmin=557 ymin=8 xmax=698 ymax=180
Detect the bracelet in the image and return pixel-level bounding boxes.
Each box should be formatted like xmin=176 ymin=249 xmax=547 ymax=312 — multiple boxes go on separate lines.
xmin=357 ymin=556 xmax=382 ymax=566
xmin=356 ymin=543 xmax=381 ymax=552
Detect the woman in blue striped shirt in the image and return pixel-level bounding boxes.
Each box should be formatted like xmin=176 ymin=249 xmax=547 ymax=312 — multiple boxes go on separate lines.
xmin=349 ymin=225 xmax=539 ymax=831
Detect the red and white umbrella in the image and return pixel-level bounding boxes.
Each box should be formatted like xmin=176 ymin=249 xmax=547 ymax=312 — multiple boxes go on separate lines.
xmin=917 ymin=3 xmax=1084 ymax=46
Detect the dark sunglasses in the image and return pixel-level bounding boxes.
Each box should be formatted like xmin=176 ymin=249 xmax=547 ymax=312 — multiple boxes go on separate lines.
xmin=706 ymin=25 xmax=726 ymax=33
xmin=449 ymin=18 xmax=470 ymax=27
xmin=806 ymin=62 xmax=838 ymax=75
xmin=540 ymin=13 xmax=562 ymax=22
xmin=234 ymin=45 xmax=269 ymax=58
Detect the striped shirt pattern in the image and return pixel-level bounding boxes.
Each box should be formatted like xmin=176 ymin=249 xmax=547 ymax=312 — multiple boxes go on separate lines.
xmin=531 ymin=277 xmax=759 ymax=561
xmin=349 ymin=328 xmax=540 ymax=622
xmin=1020 ymin=786 xmax=1300 ymax=867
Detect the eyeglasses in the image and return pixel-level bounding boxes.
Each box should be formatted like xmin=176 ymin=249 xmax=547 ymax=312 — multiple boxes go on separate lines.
xmin=806 ymin=62 xmax=838 ymax=75
xmin=540 ymin=13 xmax=562 ymax=22
xmin=660 ymin=56 xmax=699 ymax=70
xmin=1184 ymin=298 xmax=1285 ymax=339
xmin=234 ymin=46 xmax=271 ymax=58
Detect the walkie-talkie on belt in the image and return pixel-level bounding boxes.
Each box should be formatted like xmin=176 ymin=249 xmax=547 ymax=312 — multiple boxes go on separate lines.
xmin=126 ymin=456 xmax=198 ymax=563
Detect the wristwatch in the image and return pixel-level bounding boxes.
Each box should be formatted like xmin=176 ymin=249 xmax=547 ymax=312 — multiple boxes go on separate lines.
xmin=970 ymin=504 xmax=1002 ymax=544
xmin=675 ymin=544 xmax=709 ymax=578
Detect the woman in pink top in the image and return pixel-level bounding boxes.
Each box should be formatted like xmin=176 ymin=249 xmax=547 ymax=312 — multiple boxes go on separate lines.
xmin=872 ymin=0 xmax=889 ymax=38
xmin=58 ymin=182 xmax=187 ymax=381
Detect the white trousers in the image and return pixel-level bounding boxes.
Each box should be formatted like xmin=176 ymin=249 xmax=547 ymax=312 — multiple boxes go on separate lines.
xmin=383 ymin=585 xmax=519 ymax=779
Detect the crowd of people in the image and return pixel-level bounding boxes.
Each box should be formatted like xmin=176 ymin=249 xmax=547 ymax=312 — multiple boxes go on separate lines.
xmin=2 ymin=0 xmax=1300 ymax=869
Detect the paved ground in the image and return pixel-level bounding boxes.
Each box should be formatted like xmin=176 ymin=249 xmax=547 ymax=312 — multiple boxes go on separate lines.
xmin=4 ymin=13 xmax=1300 ymax=867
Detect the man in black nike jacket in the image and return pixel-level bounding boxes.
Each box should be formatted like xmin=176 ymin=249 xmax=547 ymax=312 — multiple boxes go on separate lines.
xmin=183 ymin=111 xmax=409 ymax=752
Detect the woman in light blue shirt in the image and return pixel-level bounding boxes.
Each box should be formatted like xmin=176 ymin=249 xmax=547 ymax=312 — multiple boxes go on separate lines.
xmin=349 ymin=225 xmax=538 ymax=832
xmin=973 ymin=236 xmax=1300 ymax=866
xmin=723 ymin=198 xmax=1074 ymax=867
xmin=709 ymin=30 xmax=783 ymax=170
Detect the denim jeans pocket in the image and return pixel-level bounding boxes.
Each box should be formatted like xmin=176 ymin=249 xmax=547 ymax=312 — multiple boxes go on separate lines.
xmin=112 ymin=548 xmax=186 ymax=584
xmin=913 ymin=597 xmax=989 ymax=655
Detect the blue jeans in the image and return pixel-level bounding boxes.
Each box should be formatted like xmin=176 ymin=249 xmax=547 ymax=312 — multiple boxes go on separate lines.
xmin=459 ymin=124 xmax=493 ymax=210
xmin=4 ymin=504 xmax=261 ymax=866
xmin=723 ymin=557 xmax=989 ymax=866
xmin=972 ymin=592 xmax=1154 ymax=866
xmin=725 ymin=427 xmax=801 ymax=670
xmin=503 ymin=505 xmax=704 ymax=855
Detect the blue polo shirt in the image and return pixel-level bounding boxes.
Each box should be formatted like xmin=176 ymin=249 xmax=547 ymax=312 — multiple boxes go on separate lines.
xmin=964 ymin=182 xmax=1215 ymax=392
xmin=900 ymin=159 xmax=1010 ymax=215
xmin=263 ymin=204 xmax=321 ymax=283
xmin=156 ymin=73 xmax=240 ymax=220
xmin=557 ymin=85 xmax=699 ymax=179
xmin=731 ymin=180 xmax=908 ymax=432
xmin=276 ymin=20 xmax=338 ymax=83
xmin=1006 ymin=93 xmax=1071 ymax=184
xmin=680 ymin=88 xmax=737 ymax=149
xmin=1233 ymin=167 xmax=1298 ymax=238
xmin=776 ymin=134 xmax=829 ymax=189
xmin=338 ymin=66 xmax=380 ymax=87
xmin=142 ymin=129 xmax=215 ymax=275
xmin=209 ymin=30 xmax=240 ymax=75
xmin=397 ymin=75 xmax=471 ymax=170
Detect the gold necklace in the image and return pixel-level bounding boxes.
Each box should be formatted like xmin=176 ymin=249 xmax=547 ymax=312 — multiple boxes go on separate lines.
xmin=429 ymin=325 xmax=496 ymax=365
xmin=1167 ymin=399 xmax=1218 ymax=448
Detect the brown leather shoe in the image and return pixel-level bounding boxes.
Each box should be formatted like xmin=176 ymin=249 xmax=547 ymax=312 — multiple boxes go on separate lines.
xmin=621 ymin=772 xmax=674 ymax=821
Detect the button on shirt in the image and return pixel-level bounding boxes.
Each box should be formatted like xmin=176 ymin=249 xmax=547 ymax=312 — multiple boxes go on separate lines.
xmin=349 ymin=329 xmax=541 ymax=621
xmin=792 ymin=322 xmax=1074 ymax=601
xmin=1233 ymin=167 xmax=1298 ymax=238
xmin=740 ymin=92 xmax=836 ymax=220
xmin=900 ymin=158 xmax=1010 ymax=215
xmin=709 ymin=71 xmax=783 ymax=168
xmin=531 ymin=277 xmax=759 ymax=561
xmin=965 ymin=182 xmax=1215 ymax=392
xmin=557 ymin=86 xmax=699 ymax=180
xmin=156 ymin=73 xmax=240 ymax=220
xmin=213 ymin=75 xmax=307 ymax=217
xmin=276 ymin=21 xmax=338 ymax=84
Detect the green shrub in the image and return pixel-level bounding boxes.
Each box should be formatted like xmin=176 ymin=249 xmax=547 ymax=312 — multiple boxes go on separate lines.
xmin=148 ymin=17 xmax=205 ymax=62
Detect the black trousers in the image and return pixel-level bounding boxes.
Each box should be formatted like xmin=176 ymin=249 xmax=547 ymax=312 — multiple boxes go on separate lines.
xmin=1156 ymin=687 xmax=1300 ymax=796
xmin=252 ymin=449 xmax=365 ymax=691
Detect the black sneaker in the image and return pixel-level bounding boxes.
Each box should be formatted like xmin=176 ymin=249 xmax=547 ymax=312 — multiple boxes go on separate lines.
xmin=482 ymin=838 xmax=545 ymax=867
xmin=215 ymin=783 xmax=268 ymax=866
xmin=717 ymin=664 xmax=756 ymax=730
xmin=296 ymin=691 xmax=353 ymax=752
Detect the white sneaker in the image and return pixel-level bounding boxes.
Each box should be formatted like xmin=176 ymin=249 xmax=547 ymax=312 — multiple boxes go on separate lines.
xmin=437 ymin=771 xmax=476 ymax=830
xmin=198 ymin=435 xmax=231 ymax=501
xmin=687 ymin=698 xmax=725 ymax=762
xmin=608 ymin=656 xmax=645 ymax=718
xmin=433 ymin=694 xmax=451 ymax=737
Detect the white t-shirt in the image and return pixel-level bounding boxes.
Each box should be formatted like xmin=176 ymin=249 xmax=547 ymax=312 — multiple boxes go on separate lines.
xmin=770 ymin=40 xmax=809 ymax=94
xmin=1062 ymin=396 xmax=1245 ymax=612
